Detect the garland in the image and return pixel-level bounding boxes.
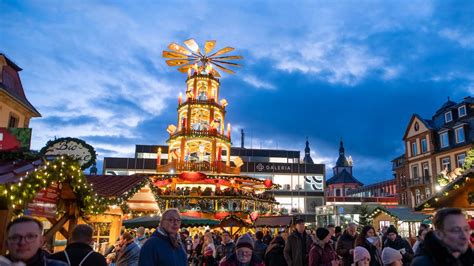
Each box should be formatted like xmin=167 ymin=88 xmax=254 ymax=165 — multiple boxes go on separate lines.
xmin=0 ymin=156 xmax=109 ymax=215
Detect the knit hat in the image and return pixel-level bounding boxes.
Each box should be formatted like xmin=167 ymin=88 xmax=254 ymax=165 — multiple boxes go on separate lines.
xmin=386 ymin=225 xmax=398 ymax=235
xmin=353 ymin=246 xmax=370 ymax=263
xmin=236 ymin=233 xmax=254 ymax=250
xmin=381 ymin=247 xmax=402 ymax=265
xmin=316 ymin=227 xmax=330 ymax=240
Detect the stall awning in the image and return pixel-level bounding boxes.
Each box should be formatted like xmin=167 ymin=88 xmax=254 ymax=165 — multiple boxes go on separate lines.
xmin=254 ymin=215 xmax=293 ymax=227
xmin=369 ymin=207 xmax=430 ymax=222
xmin=122 ymin=215 xmax=220 ymax=228
xmin=87 ymin=175 xmax=147 ymax=197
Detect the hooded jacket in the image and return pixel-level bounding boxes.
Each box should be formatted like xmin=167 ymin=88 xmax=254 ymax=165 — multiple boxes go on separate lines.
xmin=411 ymin=231 xmax=473 ymax=266
xmin=383 ymin=235 xmax=413 ymax=266
xmin=336 ymin=231 xmax=357 ymax=266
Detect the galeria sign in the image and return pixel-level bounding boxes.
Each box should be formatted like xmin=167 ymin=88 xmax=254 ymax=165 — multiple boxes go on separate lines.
xmin=41 ymin=137 xmax=96 ymax=169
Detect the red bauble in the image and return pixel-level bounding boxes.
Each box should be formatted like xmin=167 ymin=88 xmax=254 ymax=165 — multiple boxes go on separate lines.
xmin=264 ymin=179 xmax=272 ymax=188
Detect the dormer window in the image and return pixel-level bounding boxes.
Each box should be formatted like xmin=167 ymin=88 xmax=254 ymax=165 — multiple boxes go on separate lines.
xmin=455 ymin=127 xmax=465 ymax=143
xmin=458 ymin=105 xmax=466 ymax=117
xmin=440 ymin=132 xmax=449 ymax=148
xmin=445 ymin=111 xmax=453 ymax=123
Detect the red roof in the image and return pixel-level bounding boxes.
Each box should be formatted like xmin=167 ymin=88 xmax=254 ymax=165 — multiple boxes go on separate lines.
xmin=0 ymin=159 xmax=43 ymax=185
xmin=86 ymin=175 xmax=147 ymax=197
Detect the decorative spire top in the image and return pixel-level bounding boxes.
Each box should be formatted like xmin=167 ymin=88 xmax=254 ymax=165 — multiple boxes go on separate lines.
xmin=305 ymin=137 xmax=310 ymax=154
xmin=303 ymin=138 xmax=314 ymax=164
xmin=163 ymin=39 xmax=243 ymax=78
xmin=339 ymin=138 xmax=345 ymax=156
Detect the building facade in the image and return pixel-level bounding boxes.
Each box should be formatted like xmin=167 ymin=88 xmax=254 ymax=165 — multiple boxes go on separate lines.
xmin=395 ymin=96 xmax=474 ymax=208
xmin=104 ymin=140 xmax=325 ymax=222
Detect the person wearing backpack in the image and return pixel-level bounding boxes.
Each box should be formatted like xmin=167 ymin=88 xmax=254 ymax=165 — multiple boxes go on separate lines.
xmin=51 ymin=224 xmax=107 ymax=266
xmin=308 ymin=227 xmax=339 ymax=266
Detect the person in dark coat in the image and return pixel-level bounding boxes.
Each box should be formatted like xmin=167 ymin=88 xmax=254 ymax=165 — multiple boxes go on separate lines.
xmin=263 ymin=231 xmax=273 ymax=245
xmin=336 ymin=222 xmax=358 ymax=266
xmin=217 ymin=231 xmax=236 ymax=262
xmin=219 ymin=234 xmax=264 ymax=266
xmin=116 ymin=232 xmax=140 ymax=266
xmin=264 ymin=236 xmax=287 ymax=266
xmin=253 ymin=231 xmax=268 ymax=262
xmin=382 ymin=226 xmax=413 ymax=266
xmin=412 ymin=207 xmax=473 ymax=266
xmin=308 ymin=228 xmax=339 ymax=266
xmin=138 ymin=208 xmax=187 ymax=266
xmin=355 ymin=225 xmax=382 ymax=266
xmin=4 ymin=216 xmax=67 ymax=266
xmin=50 ymin=224 xmax=107 ymax=266
xmin=284 ymin=219 xmax=313 ymax=266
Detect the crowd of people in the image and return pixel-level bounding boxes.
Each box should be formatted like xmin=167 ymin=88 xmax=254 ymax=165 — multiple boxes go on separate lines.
xmin=1 ymin=207 xmax=472 ymax=266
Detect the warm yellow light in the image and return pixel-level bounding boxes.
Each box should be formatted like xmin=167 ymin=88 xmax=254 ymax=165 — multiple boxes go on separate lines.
xmin=167 ymin=124 xmax=177 ymax=134
xmin=220 ymin=99 xmax=228 ymax=107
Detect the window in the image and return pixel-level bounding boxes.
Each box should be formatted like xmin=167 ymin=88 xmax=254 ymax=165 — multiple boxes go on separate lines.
xmin=445 ymin=111 xmax=452 ymax=123
xmin=458 ymin=105 xmax=466 ymax=117
xmin=421 ymin=138 xmax=428 ymax=153
xmin=456 ymin=153 xmax=466 ymax=168
xmin=441 ymin=157 xmax=451 ymax=171
xmin=425 ymin=187 xmax=431 ymax=199
xmin=412 ymin=142 xmax=418 ymax=156
xmin=440 ymin=132 xmax=449 ymax=148
xmin=412 ymin=164 xmax=419 ymax=179
xmin=8 ymin=114 xmax=19 ymax=128
xmin=379 ymin=220 xmax=391 ymax=229
xmin=455 ymin=127 xmax=465 ymax=143
xmin=415 ymin=189 xmax=421 ymax=204
xmin=422 ymin=162 xmax=430 ymax=178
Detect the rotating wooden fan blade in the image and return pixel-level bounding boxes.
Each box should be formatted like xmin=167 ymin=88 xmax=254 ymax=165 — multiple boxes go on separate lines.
xmin=209 ymin=47 xmax=235 ymax=57
xmin=163 ymin=50 xmax=190 ymax=59
xmin=213 ymin=60 xmax=241 ymax=67
xmin=184 ymin=38 xmax=200 ymax=53
xmin=210 ymin=69 xmax=221 ymax=78
xmin=166 ymin=59 xmax=190 ymax=66
xmin=168 ymin=43 xmax=192 ymax=55
xmin=212 ymin=62 xmax=236 ymax=74
xmin=177 ymin=61 xmax=198 ymax=73
xmin=204 ymin=40 xmax=216 ymax=54
xmin=212 ymin=55 xmax=243 ymax=60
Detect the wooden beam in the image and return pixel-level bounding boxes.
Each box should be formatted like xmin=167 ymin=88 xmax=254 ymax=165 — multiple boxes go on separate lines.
xmin=43 ymin=214 xmax=69 ymax=242
xmin=46 ymin=218 xmax=69 ymax=239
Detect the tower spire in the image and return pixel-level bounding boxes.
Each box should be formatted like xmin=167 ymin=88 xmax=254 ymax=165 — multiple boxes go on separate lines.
xmin=339 ymin=138 xmax=345 ymax=156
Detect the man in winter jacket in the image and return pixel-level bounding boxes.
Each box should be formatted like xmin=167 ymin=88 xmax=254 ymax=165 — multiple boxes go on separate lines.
xmin=50 ymin=224 xmax=107 ymax=266
xmin=115 ymin=232 xmax=140 ymax=266
xmin=336 ymin=222 xmax=358 ymax=266
xmin=4 ymin=216 xmax=67 ymax=266
xmin=219 ymin=234 xmax=264 ymax=266
xmin=138 ymin=208 xmax=187 ymax=266
xmin=412 ymin=207 xmax=473 ymax=266
xmin=253 ymin=231 xmax=268 ymax=262
xmin=284 ymin=218 xmax=313 ymax=266
xmin=217 ymin=231 xmax=236 ymax=262
xmin=382 ymin=225 xmax=413 ymax=266
xmin=308 ymin=228 xmax=339 ymax=266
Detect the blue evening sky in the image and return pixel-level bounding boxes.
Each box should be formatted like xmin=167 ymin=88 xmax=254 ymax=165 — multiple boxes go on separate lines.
xmin=1 ymin=1 xmax=473 ymax=184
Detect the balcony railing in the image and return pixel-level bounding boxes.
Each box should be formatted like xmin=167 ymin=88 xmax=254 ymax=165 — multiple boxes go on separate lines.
xmin=178 ymin=99 xmax=225 ymax=111
xmin=325 ymin=196 xmax=398 ymax=203
xmin=168 ymin=128 xmax=230 ymax=142
xmin=156 ymin=161 xmax=240 ymax=174
xmin=407 ymin=176 xmax=431 ymax=188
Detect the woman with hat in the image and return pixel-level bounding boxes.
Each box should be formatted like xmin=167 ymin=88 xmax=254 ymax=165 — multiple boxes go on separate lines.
xmin=308 ymin=227 xmax=339 ymax=266
xmin=352 ymin=246 xmax=371 ymax=266
xmin=219 ymin=234 xmax=264 ymax=266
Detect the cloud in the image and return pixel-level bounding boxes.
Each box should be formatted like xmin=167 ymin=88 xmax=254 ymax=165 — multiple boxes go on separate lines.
xmin=439 ymin=28 xmax=474 ymax=49
xmin=242 ymin=75 xmax=275 ymax=90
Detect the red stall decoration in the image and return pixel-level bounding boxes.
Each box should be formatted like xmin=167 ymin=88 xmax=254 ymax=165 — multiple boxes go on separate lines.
xmin=179 ymin=172 xmax=207 ymax=182
xmin=264 ymin=179 xmax=272 ymax=188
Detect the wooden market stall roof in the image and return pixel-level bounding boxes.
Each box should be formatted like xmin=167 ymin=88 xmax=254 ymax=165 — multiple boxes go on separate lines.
xmin=368 ymin=207 xmax=430 ymax=222
xmin=254 ymin=215 xmax=293 ymax=227
xmin=415 ymin=168 xmax=474 ymax=212
xmin=86 ymin=175 xmax=147 ymax=197
xmin=0 ymin=158 xmax=43 ymax=185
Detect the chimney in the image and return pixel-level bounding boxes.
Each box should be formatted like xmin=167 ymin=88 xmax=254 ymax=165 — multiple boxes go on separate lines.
xmin=241 ymin=129 xmax=245 ymax=148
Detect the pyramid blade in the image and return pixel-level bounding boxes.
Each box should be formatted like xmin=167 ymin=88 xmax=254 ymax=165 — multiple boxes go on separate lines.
xmin=177 ymin=61 xmax=198 ymax=73
xmin=210 ymin=69 xmax=221 ymax=78
xmin=163 ymin=50 xmax=189 ymax=59
xmin=166 ymin=59 xmax=190 ymax=66
xmin=184 ymin=38 xmax=200 ymax=53
xmin=213 ymin=55 xmax=243 ymax=60
xmin=213 ymin=60 xmax=241 ymax=67
xmin=212 ymin=62 xmax=236 ymax=74
xmin=204 ymin=40 xmax=216 ymax=54
xmin=168 ymin=43 xmax=192 ymax=55
xmin=209 ymin=47 xmax=234 ymax=57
